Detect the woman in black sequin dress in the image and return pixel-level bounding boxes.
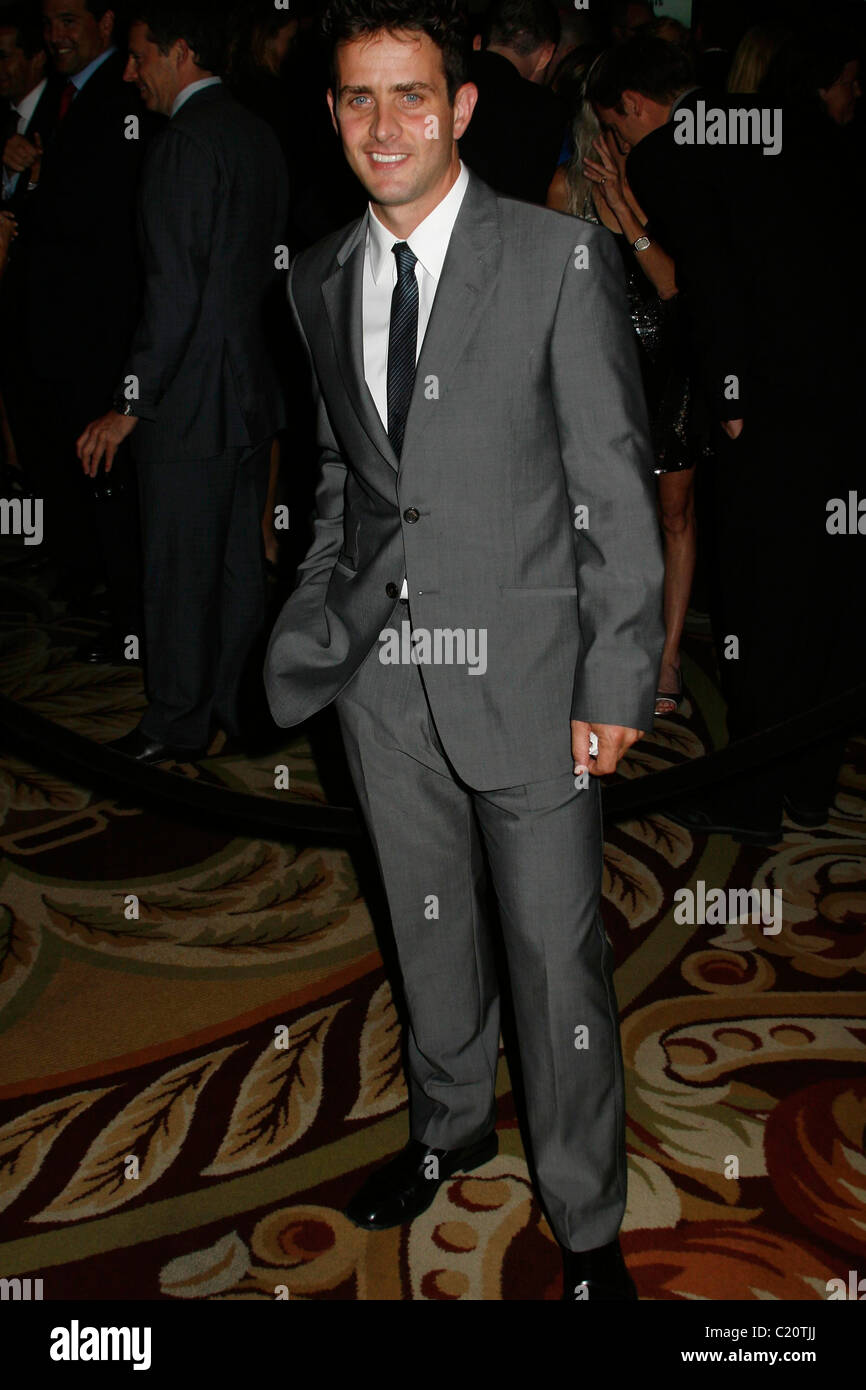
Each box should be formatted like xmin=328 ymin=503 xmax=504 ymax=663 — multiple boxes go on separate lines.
xmin=549 ymin=115 xmax=710 ymax=716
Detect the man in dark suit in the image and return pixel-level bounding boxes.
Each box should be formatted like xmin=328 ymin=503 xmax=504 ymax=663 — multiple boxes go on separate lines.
xmin=266 ymin=0 xmax=665 ymax=1300
xmin=78 ymin=1 xmax=289 ymax=763
xmin=590 ymin=33 xmax=866 ymax=841
xmin=9 ymin=0 xmax=157 ymax=652
xmin=0 ymin=1 xmax=59 ymax=491
xmin=458 ymin=0 xmax=566 ymax=204
xmin=0 ymin=2 xmax=59 ymax=219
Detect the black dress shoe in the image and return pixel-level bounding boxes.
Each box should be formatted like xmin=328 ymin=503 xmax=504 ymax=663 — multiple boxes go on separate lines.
xmin=664 ymin=795 xmax=781 ymax=846
xmin=562 ymin=1238 xmax=637 ymax=1301
xmin=105 ymin=730 xmax=207 ymax=764
xmin=76 ymin=630 xmax=142 ymax=666
xmin=345 ymin=1132 xmax=498 ymax=1231
xmin=783 ymin=795 xmax=830 ymax=828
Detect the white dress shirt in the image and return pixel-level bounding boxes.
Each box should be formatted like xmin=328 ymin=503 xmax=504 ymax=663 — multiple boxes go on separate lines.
xmin=362 ymin=161 xmax=469 ymax=597
xmin=170 ymin=75 xmax=222 ymax=118
xmin=2 ymin=78 xmax=47 ymax=201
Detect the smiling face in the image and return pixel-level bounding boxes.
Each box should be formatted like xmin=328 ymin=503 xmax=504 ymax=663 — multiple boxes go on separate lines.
xmin=327 ymin=27 xmax=476 ymax=236
xmin=42 ymin=0 xmax=113 ymax=77
xmin=124 ymin=21 xmax=184 ymax=115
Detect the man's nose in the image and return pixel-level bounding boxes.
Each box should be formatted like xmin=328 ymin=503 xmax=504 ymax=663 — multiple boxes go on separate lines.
xmin=370 ymin=105 xmax=402 ymax=143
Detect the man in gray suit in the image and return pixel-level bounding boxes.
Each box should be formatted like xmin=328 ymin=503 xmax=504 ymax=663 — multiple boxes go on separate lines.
xmin=77 ymin=1 xmax=289 ymax=762
xmin=265 ymin=0 xmax=664 ymax=1301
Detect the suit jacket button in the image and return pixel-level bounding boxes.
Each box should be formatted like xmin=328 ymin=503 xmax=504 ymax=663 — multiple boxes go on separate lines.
xmin=403 ymin=507 xmax=420 ymax=523
xmin=385 ymin=582 xmax=399 ymax=598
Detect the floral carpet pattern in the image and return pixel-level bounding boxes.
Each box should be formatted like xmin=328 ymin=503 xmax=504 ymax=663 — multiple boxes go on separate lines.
xmin=0 ymin=546 xmax=864 ymax=1299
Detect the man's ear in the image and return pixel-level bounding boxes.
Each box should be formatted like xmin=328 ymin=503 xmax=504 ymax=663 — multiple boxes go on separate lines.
xmin=621 ymin=88 xmax=643 ymax=119
xmin=531 ymin=40 xmax=556 ymax=80
xmin=452 ymin=80 xmax=478 ymax=139
xmin=100 ymin=9 xmax=115 ymax=44
xmin=326 ymin=88 xmax=339 ymax=136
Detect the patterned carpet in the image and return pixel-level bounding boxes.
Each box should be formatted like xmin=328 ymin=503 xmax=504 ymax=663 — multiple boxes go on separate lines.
xmin=0 ymin=546 xmax=864 ymax=1300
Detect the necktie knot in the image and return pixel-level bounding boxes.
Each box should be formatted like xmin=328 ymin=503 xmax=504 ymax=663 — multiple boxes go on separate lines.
xmin=392 ymin=241 xmax=417 ymax=281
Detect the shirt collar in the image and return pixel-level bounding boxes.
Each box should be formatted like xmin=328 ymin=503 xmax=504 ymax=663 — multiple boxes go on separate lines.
xmin=12 ymin=77 xmax=47 ymax=122
xmin=669 ymin=85 xmax=701 ymax=118
xmin=366 ymin=161 xmax=470 ymax=286
xmin=70 ymin=45 xmax=116 ymax=91
xmin=171 ymin=75 xmax=222 ymax=118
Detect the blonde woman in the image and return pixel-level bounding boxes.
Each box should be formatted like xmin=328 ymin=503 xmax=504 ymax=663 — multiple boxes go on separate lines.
xmin=727 ymin=24 xmax=791 ymax=95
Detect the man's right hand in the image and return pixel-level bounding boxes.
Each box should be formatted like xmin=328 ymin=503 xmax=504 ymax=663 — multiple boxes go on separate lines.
xmin=3 ymin=134 xmax=40 ymax=174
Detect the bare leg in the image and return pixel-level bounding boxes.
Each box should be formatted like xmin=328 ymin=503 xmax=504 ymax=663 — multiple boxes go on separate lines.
xmin=655 ymin=466 xmax=696 ymax=714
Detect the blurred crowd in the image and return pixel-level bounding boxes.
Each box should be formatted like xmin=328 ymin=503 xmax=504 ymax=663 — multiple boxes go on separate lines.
xmin=0 ymin=0 xmax=863 ymax=838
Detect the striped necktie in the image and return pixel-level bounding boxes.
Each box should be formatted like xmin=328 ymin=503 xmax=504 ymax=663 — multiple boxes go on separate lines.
xmin=386 ymin=241 xmax=419 ymax=458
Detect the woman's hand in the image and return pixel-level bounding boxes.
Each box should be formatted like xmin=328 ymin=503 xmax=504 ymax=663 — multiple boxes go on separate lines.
xmin=582 ymin=130 xmax=629 ymax=218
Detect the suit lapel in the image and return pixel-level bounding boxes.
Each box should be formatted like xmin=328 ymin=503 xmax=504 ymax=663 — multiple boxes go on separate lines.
xmin=402 ymin=174 xmax=500 ymax=462
xmin=322 ymin=217 xmax=400 ymax=471
xmin=321 ymin=171 xmax=501 ymax=474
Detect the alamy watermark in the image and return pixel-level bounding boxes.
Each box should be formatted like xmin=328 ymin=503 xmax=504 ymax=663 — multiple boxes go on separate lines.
xmin=674 ymin=100 xmax=782 ymax=156
xmin=673 ymin=882 xmax=782 ymax=934
xmin=378 ymin=620 xmax=487 ymax=674
xmin=0 ymin=496 xmax=42 ymax=546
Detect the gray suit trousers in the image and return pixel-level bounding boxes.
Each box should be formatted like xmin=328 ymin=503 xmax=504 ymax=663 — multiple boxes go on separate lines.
xmin=335 ymin=616 xmax=628 ymax=1252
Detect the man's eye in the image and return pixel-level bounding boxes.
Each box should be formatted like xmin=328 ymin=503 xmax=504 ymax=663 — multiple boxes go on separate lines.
xmin=403 ymin=93 xmax=421 ymax=104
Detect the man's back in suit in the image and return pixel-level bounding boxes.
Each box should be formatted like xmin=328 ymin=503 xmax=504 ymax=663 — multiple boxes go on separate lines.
xmin=458 ymin=48 xmax=565 ymax=204
xmin=125 ymin=82 xmax=289 ymax=462
xmin=78 ymin=13 xmax=290 ymax=759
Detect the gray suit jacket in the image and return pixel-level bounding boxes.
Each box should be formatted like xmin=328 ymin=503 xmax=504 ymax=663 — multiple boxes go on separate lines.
xmin=265 ymin=171 xmax=665 ymax=789
xmin=122 ymin=83 xmax=289 ymax=462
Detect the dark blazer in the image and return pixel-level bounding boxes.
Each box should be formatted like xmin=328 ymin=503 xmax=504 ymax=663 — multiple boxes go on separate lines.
xmin=265 ymin=171 xmax=665 ymax=789
xmin=458 ymin=51 xmax=566 ymax=205
xmin=19 ymin=52 xmax=159 ymax=387
xmin=123 ymin=82 xmax=290 ymax=463
xmin=626 ymin=89 xmax=865 ymax=423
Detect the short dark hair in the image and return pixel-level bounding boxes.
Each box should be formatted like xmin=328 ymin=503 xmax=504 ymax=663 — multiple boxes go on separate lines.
xmin=82 ymin=1 xmax=116 ymax=19
xmin=321 ymin=0 xmax=471 ymax=103
xmin=0 ymin=2 xmax=45 ymax=58
xmin=487 ymin=0 xmax=560 ymax=57
xmin=130 ymin=0 xmax=227 ymax=74
xmin=586 ymin=33 xmax=694 ymax=109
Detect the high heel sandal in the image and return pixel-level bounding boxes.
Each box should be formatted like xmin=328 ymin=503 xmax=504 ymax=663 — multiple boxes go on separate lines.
xmin=654 ymin=666 xmax=683 ymax=716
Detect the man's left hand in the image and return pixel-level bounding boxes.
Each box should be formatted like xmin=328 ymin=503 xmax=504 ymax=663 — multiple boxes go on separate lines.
xmin=571 ymin=720 xmax=644 ymax=776
xmin=77 ymin=411 xmax=138 ymax=477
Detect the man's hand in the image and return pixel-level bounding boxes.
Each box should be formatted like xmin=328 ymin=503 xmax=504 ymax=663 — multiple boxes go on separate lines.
xmin=571 ymin=720 xmax=644 ymax=776
xmin=77 ymin=410 xmax=138 ymax=477
xmin=3 ymin=134 xmax=40 ymax=174
xmin=721 ymin=418 xmax=744 ymax=440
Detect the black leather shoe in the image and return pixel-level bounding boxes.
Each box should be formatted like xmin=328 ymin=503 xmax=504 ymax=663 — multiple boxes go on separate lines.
xmin=345 ymin=1132 xmax=498 ymax=1230
xmin=562 ymin=1238 xmax=637 ymax=1301
xmin=783 ymin=796 xmax=830 ymax=828
xmin=76 ymin=630 xmax=142 ymax=666
xmin=664 ymin=796 xmax=781 ymax=846
xmin=105 ymin=730 xmax=207 ymax=764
